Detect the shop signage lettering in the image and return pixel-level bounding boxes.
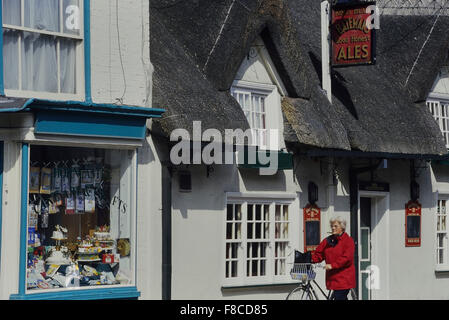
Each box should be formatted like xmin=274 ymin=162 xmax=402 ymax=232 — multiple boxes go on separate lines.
xmin=331 ymin=2 xmax=376 ymax=67
xmin=111 ymin=196 xmax=127 ymax=214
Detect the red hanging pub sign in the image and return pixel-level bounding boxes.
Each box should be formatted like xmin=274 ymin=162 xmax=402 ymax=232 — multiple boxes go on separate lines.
xmin=303 ymin=203 xmax=321 ymax=252
xmin=405 ymin=200 xmax=422 ymax=247
xmin=331 ymin=1 xmax=376 ymax=67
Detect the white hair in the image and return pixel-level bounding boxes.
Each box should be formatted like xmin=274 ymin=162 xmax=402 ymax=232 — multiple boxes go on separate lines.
xmin=330 ymin=216 xmax=346 ymax=231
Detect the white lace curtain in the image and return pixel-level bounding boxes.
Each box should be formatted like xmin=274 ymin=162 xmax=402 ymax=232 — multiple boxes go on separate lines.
xmin=3 ymin=0 xmax=78 ymax=94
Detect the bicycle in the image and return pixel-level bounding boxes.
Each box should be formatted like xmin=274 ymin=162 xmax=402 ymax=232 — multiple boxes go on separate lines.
xmin=286 ymin=262 xmax=358 ymax=300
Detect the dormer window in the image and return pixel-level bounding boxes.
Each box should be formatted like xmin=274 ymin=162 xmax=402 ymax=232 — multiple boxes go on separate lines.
xmin=230 ymin=36 xmax=287 ymax=151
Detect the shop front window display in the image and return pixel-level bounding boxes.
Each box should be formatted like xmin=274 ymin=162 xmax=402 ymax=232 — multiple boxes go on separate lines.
xmin=26 ymin=146 xmax=134 ymax=292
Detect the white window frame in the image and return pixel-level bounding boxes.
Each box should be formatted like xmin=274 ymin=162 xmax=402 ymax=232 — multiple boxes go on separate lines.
xmin=427 ymin=99 xmax=449 ymax=149
xmin=435 ymin=194 xmax=449 ymax=272
xmin=2 ymin=0 xmax=85 ymax=100
xmin=231 ymin=80 xmax=279 ymax=150
xmin=223 ymin=193 xmax=297 ymax=287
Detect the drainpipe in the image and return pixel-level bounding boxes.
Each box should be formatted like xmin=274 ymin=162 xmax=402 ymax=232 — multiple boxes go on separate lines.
xmin=349 ymin=159 xmax=381 ymax=299
xmin=162 ymin=162 xmax=172 ymax=300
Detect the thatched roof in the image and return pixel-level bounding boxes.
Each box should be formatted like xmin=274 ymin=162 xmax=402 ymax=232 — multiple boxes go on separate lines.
xmin=151 ymin=0 xmax=448 ymax=155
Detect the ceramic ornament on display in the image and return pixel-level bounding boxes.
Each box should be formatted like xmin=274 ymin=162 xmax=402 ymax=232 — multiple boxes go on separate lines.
xmin=51 ymin=225 xmax=67 ymax=241
xmin=47 ymin=226 xmax=71 ymax=265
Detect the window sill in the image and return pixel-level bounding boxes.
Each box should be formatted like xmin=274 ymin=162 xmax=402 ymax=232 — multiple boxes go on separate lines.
xmin=222 ymin=282 xmax=298 ymax=290
xmin=10 ymin=286 xmax=140 ymax=300
xmin=435 ymin=266 xmax=449 ymax=273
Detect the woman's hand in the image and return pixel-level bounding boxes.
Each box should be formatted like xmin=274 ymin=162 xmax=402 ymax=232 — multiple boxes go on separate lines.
xmin=325 ymin=264 xmax=333 ymax=271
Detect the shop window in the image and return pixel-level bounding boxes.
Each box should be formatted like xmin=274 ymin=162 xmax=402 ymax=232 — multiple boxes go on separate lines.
xmin=26 ymin=145 xmax=135 ymax=292
xmin=2 ymin=0 xmax=83 ymax=97
xmin=428 ymin=100 xmax=449 ymax=149
xmin=225 ymin=200 xmax=292 ymax=285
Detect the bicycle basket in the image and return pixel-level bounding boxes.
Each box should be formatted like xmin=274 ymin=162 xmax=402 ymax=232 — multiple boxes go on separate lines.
xmin=290 ymin=263 xmax=316 ymax=281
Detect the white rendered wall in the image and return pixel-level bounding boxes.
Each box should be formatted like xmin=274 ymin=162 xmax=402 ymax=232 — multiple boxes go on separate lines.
xmin=169 ymin=157 xmax=449 ymax=299
xmin=170 ymin=157 xmax=351 ymax=299
xmin=136 ymin=134 xmax=163 ymax=299
xmin=90 ymin=0 xmax=152 ymax=107
xmin=0 ymin=142 xmax=24 ymax=300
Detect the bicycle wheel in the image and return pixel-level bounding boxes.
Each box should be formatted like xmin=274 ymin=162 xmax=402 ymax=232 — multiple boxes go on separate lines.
xmin=286 ymin=286 xmax=315 ymax=300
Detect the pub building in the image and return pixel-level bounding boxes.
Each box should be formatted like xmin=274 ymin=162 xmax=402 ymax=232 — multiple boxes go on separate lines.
xmin=0 ymin=1 xmax=165 ymax=300
xmin=150 ymin=0 xmax=449 ymax=299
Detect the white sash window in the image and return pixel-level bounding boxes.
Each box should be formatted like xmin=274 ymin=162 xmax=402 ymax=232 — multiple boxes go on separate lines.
xmin=224 ymin=195 xmax=295 ymax=286
xmin=2 ymin=0 xmax=83 ymax=99
xmin=436 ymin=198 xmax=448 ymax=268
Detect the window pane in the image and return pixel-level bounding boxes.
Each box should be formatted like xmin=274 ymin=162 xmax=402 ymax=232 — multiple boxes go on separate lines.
xmin=260 ymin=260 xmax=266 ymax=276
xmin=60 ymin=39 xmax=77 ymax=94
xmin=261 ymin=97 xmax=265 ymax=112
xmin=275 ymin=205 xmax=280 ymax=221
xmin=247 ymin=204 xmax=253 ymax=220
xmin=235 ymin=204 xmax=241 ymax=220
xmin=25 ymin=0 xmax=60 ymax=32
xmin=3 ymin=30 xmax=19 ymax=89
xmin=238 ymin=93 xmax=243 ymax=107
xmin=253 ymin=96 xmax=260 ymax=112
xmin=234 ymin=223 xmax=241 ymax=239
xmin=231 ymin=261 xmax=237 ymax=277
xmin=26 ymin=146 xmax=135 ymax=292
xmin=244 ymin=94 xmax=250 ymax=111
xmin=232 ymin=243 xmax=238 ymax=259
xmin=3 ymin=0 xmax=21 ymax=25
xmin=283 ymin=205 xmax=288 ymax=220
xmin=22 ymin=32 xmax=58 ymax=92
xmin=226 ymin=223 xmax=232 ymax=240
xmin=227 ymin=204 xmax=233 ymax=221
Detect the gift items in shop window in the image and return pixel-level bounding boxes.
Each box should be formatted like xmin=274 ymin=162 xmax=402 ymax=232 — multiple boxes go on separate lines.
xmin=26 ymin=145 xmax=133 ymax=291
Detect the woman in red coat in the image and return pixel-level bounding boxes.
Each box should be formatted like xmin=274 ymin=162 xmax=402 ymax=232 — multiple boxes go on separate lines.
xmin=311 ymin=217 xmax=356 ymax=300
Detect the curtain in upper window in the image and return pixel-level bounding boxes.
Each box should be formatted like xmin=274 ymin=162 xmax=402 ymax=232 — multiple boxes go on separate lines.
xmin=3 ymin=0 xmax=21 ymax=25
xmin=2 ymin=0 xmax=80 ymax=95
xmin=25 ymin=0 xmax=60 ymax=32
